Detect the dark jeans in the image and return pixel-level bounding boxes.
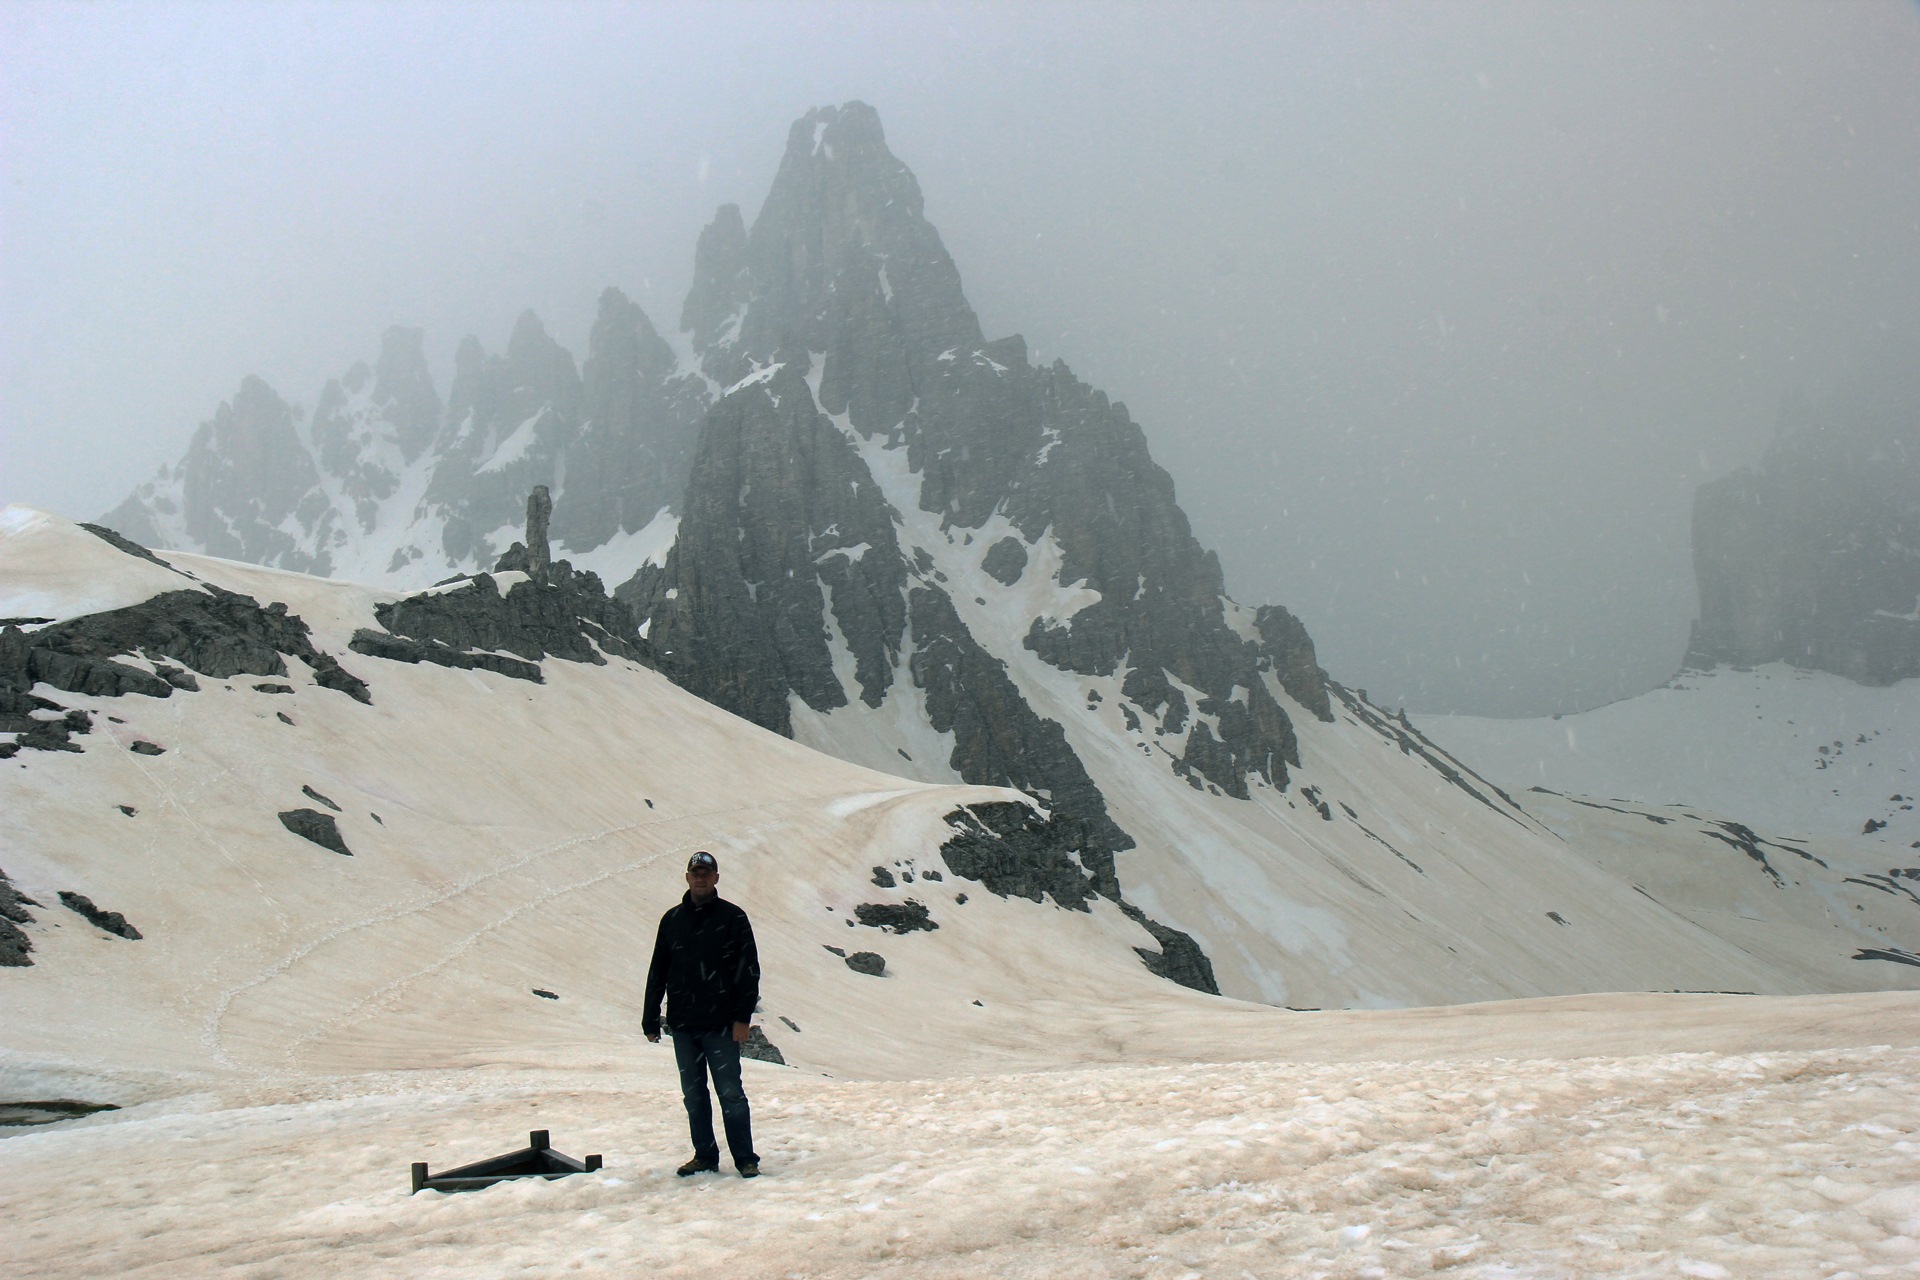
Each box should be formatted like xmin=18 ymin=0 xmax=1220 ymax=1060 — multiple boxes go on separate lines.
xmin=671 ymin=1027 xmax=756 ymax=1167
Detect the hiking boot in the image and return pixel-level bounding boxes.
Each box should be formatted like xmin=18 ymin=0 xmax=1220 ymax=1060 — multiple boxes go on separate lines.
xmin=676 ymin=1156 xmax=719 ymax=1177
xmin=737 ymin=1160 xmax=761 ymax=1179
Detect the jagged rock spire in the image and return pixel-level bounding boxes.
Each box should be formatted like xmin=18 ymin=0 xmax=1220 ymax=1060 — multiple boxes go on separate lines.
xmin=525 ymin=484 xmax=552 ymax=582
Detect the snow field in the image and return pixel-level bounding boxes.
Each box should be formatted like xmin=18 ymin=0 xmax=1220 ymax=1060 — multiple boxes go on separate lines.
xmin=1420 ymin=665 xmax=1920 ymax=855
xmin=4 ymin=1043 xmax=1917 ymax=1279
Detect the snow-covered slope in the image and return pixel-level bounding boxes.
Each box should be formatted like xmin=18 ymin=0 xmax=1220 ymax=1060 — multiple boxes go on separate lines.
xmin=1 ymin=509 xmax=1231 ymax=1089
xmin=1419 ymin=664 xmax=1920 ymax=855
xmin=7 ymin=503 xmax=1916 ymax=1095
xmin=8 ymin=512 xmax=1920 ymax=1278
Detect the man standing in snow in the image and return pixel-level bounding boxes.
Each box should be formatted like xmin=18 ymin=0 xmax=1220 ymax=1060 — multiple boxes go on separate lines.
xmin=643 ymin=850 xmax=762 ymax=1178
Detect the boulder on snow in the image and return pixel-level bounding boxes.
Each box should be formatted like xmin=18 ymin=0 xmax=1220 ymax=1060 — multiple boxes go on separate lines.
xmin=279 ymin=808 xmax=352 ymax=856
xmin=57 ymin=890 xmax=142 ymax=940
xmin=844 ymin=951 xmax=886 ymax=977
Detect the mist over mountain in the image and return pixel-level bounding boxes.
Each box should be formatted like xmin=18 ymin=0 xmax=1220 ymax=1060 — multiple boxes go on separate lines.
xmin=10 ymin=2 xmax=1918 ymax=719
xmin=63 ymin=100 xmax=1919 ymax=1011
xmin=1687 ymin=373 xmax=1920 ymax=686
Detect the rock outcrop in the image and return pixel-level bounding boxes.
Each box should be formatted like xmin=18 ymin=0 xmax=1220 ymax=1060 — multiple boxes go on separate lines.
xmin=0 ymin=868 xmax=40 ymax=967
xmin=3 ymin=536 xmax=372 ymax=760
xmin=351 ymin=489 xmax=650 ymax=684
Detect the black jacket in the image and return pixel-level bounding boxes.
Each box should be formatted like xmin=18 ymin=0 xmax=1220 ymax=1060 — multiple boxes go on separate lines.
xmin=642 ymin=892 xmax=759 ymax=1035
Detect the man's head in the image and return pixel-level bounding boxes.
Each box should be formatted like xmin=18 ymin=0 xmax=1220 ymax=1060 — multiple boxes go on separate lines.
xmin=685 ymin=850 xmax=719 ymax=901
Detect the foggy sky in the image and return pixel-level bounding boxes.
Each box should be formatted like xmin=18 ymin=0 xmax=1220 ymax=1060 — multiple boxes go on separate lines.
xmin=4 ymin=0 xmax=1917 ymax=716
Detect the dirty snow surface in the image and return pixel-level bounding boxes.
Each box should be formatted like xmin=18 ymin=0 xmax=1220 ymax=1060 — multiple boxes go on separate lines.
xmin=6 ymin=1007 xmax=1920 ymax=1279
xmin=5 ymin=508 xmax=1920 ymax=1277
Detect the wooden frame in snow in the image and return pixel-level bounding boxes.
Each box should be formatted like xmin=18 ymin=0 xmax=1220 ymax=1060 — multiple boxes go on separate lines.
xmin=410 ymin=1129 xmax=602 ymax=1194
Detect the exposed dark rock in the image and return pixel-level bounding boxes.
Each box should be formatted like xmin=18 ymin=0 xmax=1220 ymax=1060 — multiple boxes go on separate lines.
xmin=354 ymin=505 xmax=649 ymax=683
xmin=908 ymin=588 xmax=1132 ymax=883
xmin=252 ymin=682 xmax=292 ymax=694
xmin=57 ymin=891 xmax=141 ymax=940
xmin=937 ymin=801 xmax=1101 ymax=910
xmin=0 ymin=868 xmax=40 ymax=967
xmin=524 ymin=485 xmax=553 ymax=582
xmin=1254 ymin=604 xmax=1334 ymax=722
xmin=936 ymin=801 xmax=1220 ymax=994
xmin=532 ymin=988 xmax=558 ymax=1000
xmin=1116 ymin=901 xmax=1220 ymax=996
xmin=981 ymin=537 xmax=1028 ymax=586
xmin=822 ymin=944 xmax=846 ymax=956
xmin=128 ymin=741 xmax=165 ymax=756
xmin=854 ymin=900 xmax=938 ymax=933
xmin=0 ymin=587 xmax=372 ymax=757
xmin=1854 ymin=946 xmax=1920 ymax=969
xmin=280 ymin=808 xmax=352 ymax=856
xmin=740 ymin=1025 xmax=787 ymax=1065
xmin=302 ymin=785 xmax=341 ymax=812
xmin=348 ymin=628 xmax=544 ymax=683
xmin=78 ymin=522 xmax=176 ymax=570
xmin=0 ymin=1099 xmax=121 ymax=1127
xmin=779 ymin=1015 xmax=801 ymax=1032
xmin=870 ymin=866 xmax=896 ymax=888
xmin=116 ymin=805 xmax=136 ymax=817
xmin=726 ymin=102 xmax=983 ymax=430
xmin=844 ymin=951 xmax=886 ymax=977
xmin=276 ymin=711 xmax=294 ymax=725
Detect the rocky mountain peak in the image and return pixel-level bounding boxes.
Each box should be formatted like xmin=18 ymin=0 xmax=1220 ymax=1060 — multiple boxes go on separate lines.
xmin=694 ymin=101 xmax=982 ymax=434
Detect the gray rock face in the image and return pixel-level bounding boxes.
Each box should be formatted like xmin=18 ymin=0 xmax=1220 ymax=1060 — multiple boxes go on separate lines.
xmin=556 ymin=288 xmax=710 ymax=552
xmin=104 ymin=376 xmax=329 ymax=574
xmin=626 ymin=363 xmax=909 ymax=733
xmin=692 ymin=101 xmax=983 ymax=424
xmin=1254 ymin=605 xmax=1335 ymax=723
xmin=524 ymin=485 xmax=554 ymax=582
xmin=103 ymin=296 xmax=709 ymax=589
xmin=309 ymin=326 xmax=443 ymax=541
xmin=430 ymin=313 xmax=585 ymax=567
xmin=1688 ymin=423 xmax=1920 ymax=684
xmin=906 ymin=586 xmax=1133 ymax=883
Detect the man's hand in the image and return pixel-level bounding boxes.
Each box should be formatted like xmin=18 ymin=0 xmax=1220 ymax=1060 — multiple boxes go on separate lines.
xmin=645 ymin=1030 xmax=661 ymax=1043
xmin=732 ymin=1021 xmax=751 ymax=1044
